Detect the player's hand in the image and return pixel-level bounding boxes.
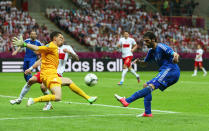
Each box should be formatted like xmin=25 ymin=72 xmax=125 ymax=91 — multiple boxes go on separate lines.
xmin=12 ymin=35 xmax=25 ymax=47
xmin=25 ymin=69 xmax=32 ymax=75
xmin=133 ymin=58 xmax=140 ymax=64
xmin=133 ymin=58 xmax=144 ymax=64
xmin=133 ymin=58 xmax=147 ymax=67
xmin=63 ymin=48 xmax=69 ymax=53
xmin=173 ymin=52 xmax=179 ymax=63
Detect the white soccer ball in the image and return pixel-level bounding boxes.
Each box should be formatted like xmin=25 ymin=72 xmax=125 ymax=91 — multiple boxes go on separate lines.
xmin=84 ymin=73 xmax=98 ymax=87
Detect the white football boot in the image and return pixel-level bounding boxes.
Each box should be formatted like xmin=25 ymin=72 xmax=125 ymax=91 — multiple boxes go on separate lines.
xmin=27 ymin=98 xmax=34 ymax=106
xmin=43 ymin=103 xmax=53 ymax=111
xmin=10 ymin=98 xmax=22 ymax=105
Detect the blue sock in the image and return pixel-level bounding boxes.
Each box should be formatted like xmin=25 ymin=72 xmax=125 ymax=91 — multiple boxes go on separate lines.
xmin=126 ymin=86 xmax=153 ymax=103
xmin=144 ymin=93 xmax=152 ymax=114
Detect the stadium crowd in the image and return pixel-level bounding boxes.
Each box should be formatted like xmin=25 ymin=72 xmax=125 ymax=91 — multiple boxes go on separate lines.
xmin=46 ymin=0 xmax=209 ymax=53
xmin=0 ymin=0 xmax=208 ymax=53
xmin=0 ymin=1 xmax=50 ymax=52
xmin=147 ymin=0 xmax=199 ymax=16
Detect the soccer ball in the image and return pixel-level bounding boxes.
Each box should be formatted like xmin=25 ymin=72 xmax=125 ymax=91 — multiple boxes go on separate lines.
xmin=84 ymin=73 xmax=98 ymax=87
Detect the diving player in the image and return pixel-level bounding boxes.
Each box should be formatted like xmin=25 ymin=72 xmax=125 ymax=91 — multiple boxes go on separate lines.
xmin=12 ymin=31 xmax=97 ymax=108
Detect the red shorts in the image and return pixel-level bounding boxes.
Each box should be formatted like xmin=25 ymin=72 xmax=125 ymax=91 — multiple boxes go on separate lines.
xmin=122 ymin=56 xmax=133 ymax=67
xmin=34 ymin=72 xmax=62 ymax=83
xmin=194 ymin=61 xmax=203 ymax=67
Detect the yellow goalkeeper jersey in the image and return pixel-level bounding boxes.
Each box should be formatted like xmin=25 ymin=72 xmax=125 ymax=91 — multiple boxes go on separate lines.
xmin=38 ymin=42 xmax=59 ymax=75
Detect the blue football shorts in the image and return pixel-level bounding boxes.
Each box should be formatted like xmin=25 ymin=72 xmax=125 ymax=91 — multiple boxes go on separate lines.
xmin=146 ymin=68 xmax=180 ymax=91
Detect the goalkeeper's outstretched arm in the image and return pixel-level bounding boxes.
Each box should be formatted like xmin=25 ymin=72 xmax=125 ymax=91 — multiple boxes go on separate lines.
xmin=25 ymin=44 xmax=39 ymax=51
xmin=12 ymin=35 xmax=39 ymax=51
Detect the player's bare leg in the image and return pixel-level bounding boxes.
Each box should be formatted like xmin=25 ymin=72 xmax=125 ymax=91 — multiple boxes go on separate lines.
xmin=61 ymin=77 xmax=97 ymax=104
xmin=10 ymin=76 xmax=38 ymax=105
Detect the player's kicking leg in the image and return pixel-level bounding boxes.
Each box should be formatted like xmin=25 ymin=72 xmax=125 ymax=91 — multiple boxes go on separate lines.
xmin=10 ymin=76 xmax=38 ymax=105
xmin=27 ymin=76 xmax=97 ymax=108
xmin=114 ymin=84 xmax=154 ymax=117
xmin=61 ymin=77 xmax=97 ymax=104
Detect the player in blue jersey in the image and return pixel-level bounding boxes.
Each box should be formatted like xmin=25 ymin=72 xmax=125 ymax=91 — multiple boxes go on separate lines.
xmin=12 ymin=31 xmax=42 ymax=82
xmin=114 ymin=31 xmax=180 ymax=117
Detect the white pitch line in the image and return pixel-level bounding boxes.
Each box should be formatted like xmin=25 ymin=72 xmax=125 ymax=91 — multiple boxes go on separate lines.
xmin=0 ymin=94 xmax=179 ymax=114
xmin=0 ymin=112 xmax=172 ymax=121
xmin=63 ymin=101 xmax=178 ymax=114
xmin=0 ymin=95 xmax=20 ymax=99
xmin=0 ymin=114 xmax=135 ymax=121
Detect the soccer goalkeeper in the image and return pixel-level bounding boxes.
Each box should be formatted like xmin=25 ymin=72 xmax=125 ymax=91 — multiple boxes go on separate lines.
xmin=12 ymin=31 xmax=97 ymax=107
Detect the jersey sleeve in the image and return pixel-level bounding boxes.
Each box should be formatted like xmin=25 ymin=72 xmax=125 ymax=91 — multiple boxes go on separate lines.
xmin=118 ymin=38 xmax=122 ymax=46
xmin=37 ymin=41 xmax=44 ymax=46
xmin=144 ymin=49 xmax=153 ymax=63
xmin=132 ymin=38 xmax=136 ymax=45
xmin=199 ymin=50 xmax=203 ymax=55
xmin=24 ymin=39 xmax=30 ymax=43
xmin=68 ymin=46 xmax=77 ymax=55
xmin=38 ymin=43 xmax=56 ymax=53
xmin=158 ymin=44 xmax=174 ymax=58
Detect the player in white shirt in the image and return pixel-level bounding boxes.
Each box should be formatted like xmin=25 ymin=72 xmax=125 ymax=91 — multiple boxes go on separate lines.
xmin=192 ymin=44 xmax=207 ymax=76
xmin=117 ymin=31 xmax=140 ymax=85
xmin=10 ymin=39 xmax=97 ymax=109
xmin=57 ymin=44 xmax=78 ymax=76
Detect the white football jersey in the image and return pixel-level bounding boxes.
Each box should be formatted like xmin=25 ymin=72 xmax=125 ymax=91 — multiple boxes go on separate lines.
xmin=195 ymin=48 xmax=203 ymax=62
xmin=118 ymin=37 xmax=136 ymax=58
xmin=57 ymin=45 xmax=77 ymax=76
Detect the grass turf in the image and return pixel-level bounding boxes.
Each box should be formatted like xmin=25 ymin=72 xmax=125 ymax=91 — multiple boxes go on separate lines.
xmin=0 ymin=71 xmax=209 ymax=131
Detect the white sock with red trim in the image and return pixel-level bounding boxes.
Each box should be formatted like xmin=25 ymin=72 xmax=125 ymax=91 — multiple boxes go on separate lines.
xmin=121 ymin=68 xmax=128 ymax=82
xmin=202 ymin=68 xmax=207 ymax=74
xmin=130 ymin=68 xmax=139 ymax=77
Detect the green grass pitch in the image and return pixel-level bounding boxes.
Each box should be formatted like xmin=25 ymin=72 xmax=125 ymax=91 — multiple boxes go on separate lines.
xmin=0 ymin=71 xmax=209 ymax=131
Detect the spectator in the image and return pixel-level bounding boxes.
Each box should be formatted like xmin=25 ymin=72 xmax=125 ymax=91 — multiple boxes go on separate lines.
xmin=46 ymin=0 xmax=208 ymax=53
xmin=89 ymin=34 xmax=97 ymax=52
xmin=0 ymin=1 xmax=50 ymax=52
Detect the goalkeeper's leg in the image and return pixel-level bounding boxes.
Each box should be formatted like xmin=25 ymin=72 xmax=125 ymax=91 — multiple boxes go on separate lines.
xmin=61 ymin=77 xmax=97 ymax=104
xmin=27 ymin=84 xmax=62 ymax=106
xmin=40 ymin=83 xmax=53 ymax=110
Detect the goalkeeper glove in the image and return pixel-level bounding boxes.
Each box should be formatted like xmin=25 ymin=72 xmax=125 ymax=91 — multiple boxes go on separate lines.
xmin=12 ymin=35 xmax=27 ymax=47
